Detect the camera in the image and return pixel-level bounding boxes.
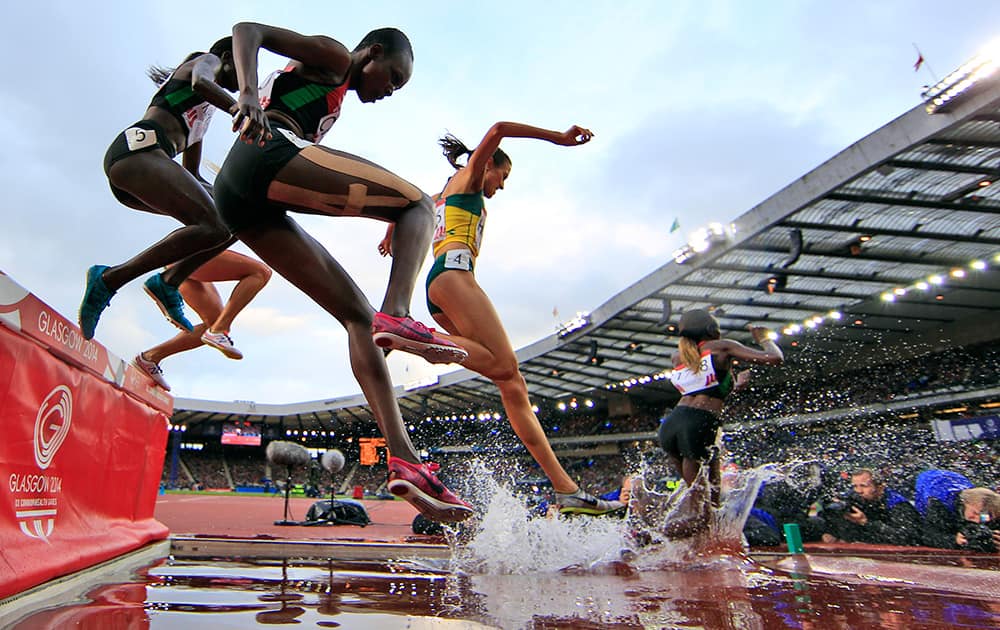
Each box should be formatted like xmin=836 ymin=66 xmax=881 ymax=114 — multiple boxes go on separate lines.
xmin=960 ymin=521 xmax=998 ymax=552
xmin=824 ymin=496 xmax=863 ymax=518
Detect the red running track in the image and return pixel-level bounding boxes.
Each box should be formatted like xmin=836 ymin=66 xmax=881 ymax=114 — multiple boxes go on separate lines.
xmin=154 ymin=493 xmax=432 ymax=543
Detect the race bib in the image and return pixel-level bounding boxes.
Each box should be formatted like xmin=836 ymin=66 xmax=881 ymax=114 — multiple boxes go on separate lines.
xmin=184 ymin=103 xmax=215 ymax=146
xmin=276 ymin=127 xmax=314 ymax=149
xmin=432 ymin=198 xmax=447 ymax=243
xmin=443 ymin=249 xmax=473 ymax=271
xmin=125 ymin=127 xmax=158 ymax=152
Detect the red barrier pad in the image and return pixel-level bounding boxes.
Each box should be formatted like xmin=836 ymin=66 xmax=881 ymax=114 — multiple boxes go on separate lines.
xmin=0 ymin=271 xmax=171 ymax=600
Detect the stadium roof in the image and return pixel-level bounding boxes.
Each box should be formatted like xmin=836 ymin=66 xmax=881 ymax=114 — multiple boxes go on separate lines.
xmin=173 ymin=72 xmax=1000 ymax=432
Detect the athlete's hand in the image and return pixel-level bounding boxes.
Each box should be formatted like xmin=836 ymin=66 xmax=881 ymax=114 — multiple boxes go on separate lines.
xmin=557 ymin=125 xmax=594 ymax=146
xmin=233 ymin=93 xmax=272 ymax=146
xmin=377 ymin=233 xmax=393 ymax=257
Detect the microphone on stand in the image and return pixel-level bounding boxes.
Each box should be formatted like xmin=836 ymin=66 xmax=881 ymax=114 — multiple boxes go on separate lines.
xmin=320 ymin=449 xmax=346 ymax=505
xmin=319 ymin=448 xmax=346 ymax=505
xmin=266 ymin=440 xmax=311 ymax=526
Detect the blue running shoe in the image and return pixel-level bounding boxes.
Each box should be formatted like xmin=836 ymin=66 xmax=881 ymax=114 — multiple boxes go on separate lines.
xmin=143 ymin=273 xmax=194 ymax=332
xmin=78 ymin=265 xmax=115 ymax=340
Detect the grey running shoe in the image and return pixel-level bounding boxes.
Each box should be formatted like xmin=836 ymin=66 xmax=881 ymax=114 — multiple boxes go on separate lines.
xmin=134 ymin=353 xmax=170 ymax=391
xmin=201 ymin=330 xmax=243 ymax=360
xmin=556 ymin=489 xmax=626 ymax=516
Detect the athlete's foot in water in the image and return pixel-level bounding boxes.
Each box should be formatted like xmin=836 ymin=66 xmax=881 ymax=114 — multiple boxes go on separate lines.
xmin=386 ymin=456 xmax=474 ymax=523
xmin=371 ymin=312 xmax=468 ymax=364
xmin=662 ymin=496 xmax=712 ymax=539
xmin=663 ymin=513 xmax=711 ymax=539
xmin=556 ymin=489 xmax=626 ymax=516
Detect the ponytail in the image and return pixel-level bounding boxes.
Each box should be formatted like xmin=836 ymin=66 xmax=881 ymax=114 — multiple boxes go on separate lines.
xmin=146 ymin=52 xmax=199 ymax=85
xmin=146 ymin=64 xmax=174 ymax=85
xmin=439 ymin=133 xmax=471 ymax=169
xmin=146 ymin=37 xmax=230 ymax=86
xmin=678 ymin=337 xmax=703 ymax=374
xmin=208 ymin=36 xmax=233 ymax=58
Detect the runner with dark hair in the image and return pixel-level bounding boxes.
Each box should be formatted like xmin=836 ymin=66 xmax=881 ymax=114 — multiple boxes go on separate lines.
xmin=378 ymin=121 xmax=623 ymax=516
xmin=212 ymin=22 xmax=471 ymax=522
xmin=80 ymin=36 xmax=240 ymax=340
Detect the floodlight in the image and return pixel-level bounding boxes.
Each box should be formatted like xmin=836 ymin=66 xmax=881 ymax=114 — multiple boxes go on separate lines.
xmin=923 ymin=38 xmax=1000 ymax=113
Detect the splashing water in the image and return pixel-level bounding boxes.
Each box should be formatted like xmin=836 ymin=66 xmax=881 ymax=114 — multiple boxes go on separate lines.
xmin=447 ymin=461 xmax=626 ymax=574
xmin=442 ymin=458 xmax=787 ymax=575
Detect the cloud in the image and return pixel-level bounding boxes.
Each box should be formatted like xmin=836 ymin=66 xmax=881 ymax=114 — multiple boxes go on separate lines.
xmin=233 ymin=307 xmax=314 ymax=335
xmin=4 ymin=2 xmax=1000 ymax=405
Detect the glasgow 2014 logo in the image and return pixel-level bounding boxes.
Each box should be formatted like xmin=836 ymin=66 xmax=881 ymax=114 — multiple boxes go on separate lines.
xmin=34 ymin=386 xmax=72 ymax=469
xmin=11 ymin=385 xmax=71 ymax=541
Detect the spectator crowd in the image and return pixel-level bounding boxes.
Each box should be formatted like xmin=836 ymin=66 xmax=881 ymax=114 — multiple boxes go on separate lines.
xmin=162 ymin=339 xmax=999 ymax=552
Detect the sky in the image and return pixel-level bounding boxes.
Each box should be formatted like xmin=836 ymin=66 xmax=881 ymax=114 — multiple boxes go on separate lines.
xmin=2 ymin=1 xmax=998 ymax=405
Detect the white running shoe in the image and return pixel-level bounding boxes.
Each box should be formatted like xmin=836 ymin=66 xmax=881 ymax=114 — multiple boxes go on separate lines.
xmin=134 ymin=353 xmax=170 ymax=391
xmin=201 ymin=330 xmax=243 ymax=360
xmin=556 ymin=489 xmax=626 ymax=516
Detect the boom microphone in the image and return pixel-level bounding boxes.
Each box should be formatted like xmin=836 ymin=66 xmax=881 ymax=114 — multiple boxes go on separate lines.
xmin=266 ymin=440 xmax=311 ymax=468
xmin=321 ymin=449 xmax=346 ymax=474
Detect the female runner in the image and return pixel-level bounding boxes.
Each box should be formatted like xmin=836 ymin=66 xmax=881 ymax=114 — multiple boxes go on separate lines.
xmin=80 ymin=37 xmax=239 ymax=341
xmin=379 ymin=122 xmax=623 ymax=515
xmin=213 ymin=22 xmax=471 ymax=522
xmin=134 ymin=250 xmax=272 ymax=390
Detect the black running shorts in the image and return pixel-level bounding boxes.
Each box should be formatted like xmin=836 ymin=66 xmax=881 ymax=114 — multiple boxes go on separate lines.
xmin=213 ymin=128 xmax=302 ymax=233
xmin=658 ymin=405 xmax=720 ymax=461
xmin=103 ymin=119 xmax=178 ymax=206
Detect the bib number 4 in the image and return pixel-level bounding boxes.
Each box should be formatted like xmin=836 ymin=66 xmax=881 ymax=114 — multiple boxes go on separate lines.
xmin=443 ymin=249 xmax=473 ymax=271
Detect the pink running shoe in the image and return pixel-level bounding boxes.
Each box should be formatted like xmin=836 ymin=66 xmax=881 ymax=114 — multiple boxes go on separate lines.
xmin=387 ymin=456 xmax=473 ymax=523
xmin=372 ymin=312 xmax=468 ymax=364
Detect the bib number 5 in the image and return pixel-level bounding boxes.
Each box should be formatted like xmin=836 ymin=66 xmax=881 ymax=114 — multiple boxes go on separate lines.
xmin=125 ymin=127 xmax=158 ymax=152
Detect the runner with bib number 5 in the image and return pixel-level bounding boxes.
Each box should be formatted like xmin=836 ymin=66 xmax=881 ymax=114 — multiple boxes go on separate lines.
xmin=79 ymin=37 xmax=240 ymax=341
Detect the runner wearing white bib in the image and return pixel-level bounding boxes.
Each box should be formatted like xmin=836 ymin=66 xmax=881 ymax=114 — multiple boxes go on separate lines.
xmin=660 ymin=309 xmax=784 ymax=502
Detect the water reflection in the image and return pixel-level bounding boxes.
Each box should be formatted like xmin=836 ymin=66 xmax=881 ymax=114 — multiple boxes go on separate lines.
xmin=11 ymin=551 xmax=1000 ymax=629
xmin=11 ymin=467 xmax=1000 ymax=629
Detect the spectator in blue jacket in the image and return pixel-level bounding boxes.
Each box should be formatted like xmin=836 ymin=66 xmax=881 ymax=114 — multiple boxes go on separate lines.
xmin=916 ymin=469 xmax=1000 ymax=552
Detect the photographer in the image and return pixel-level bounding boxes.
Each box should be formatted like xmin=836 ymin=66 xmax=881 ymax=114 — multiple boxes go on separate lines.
xmin=917 ymin=470 xmax=1000 ymax=553
xmin=821 ymin=469 xmax=921 ymax=546
xmin=746 ymin=463 xmax=828 ymax=547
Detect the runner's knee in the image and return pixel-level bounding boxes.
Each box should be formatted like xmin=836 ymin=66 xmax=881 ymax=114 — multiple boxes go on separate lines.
xmin=490 ymin=360 xmax=524 ymax=389
xmin=242 ymin=263 xmax=272 ymax=287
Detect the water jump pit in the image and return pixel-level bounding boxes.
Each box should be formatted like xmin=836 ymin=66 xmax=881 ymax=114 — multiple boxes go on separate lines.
xmin=1 ymin=271 xmax=998 ymax=629
xmin=4 ymin=483 xmax=1000 ymax=629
